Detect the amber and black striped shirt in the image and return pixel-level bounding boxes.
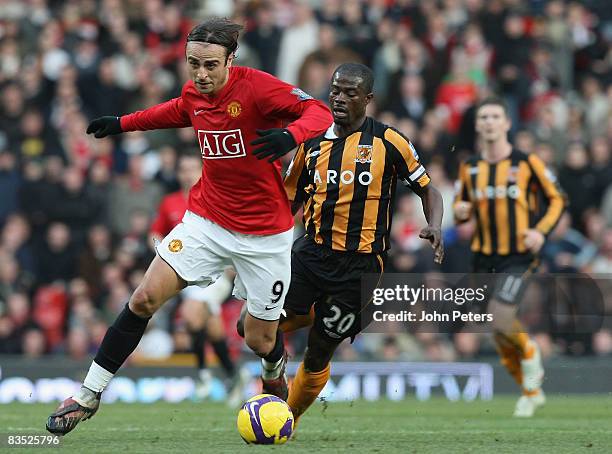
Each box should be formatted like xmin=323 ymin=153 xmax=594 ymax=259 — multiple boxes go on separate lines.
xmin=284 ymin=118 xmax=430 ymax=254
xmin=454 ymin=149 xmax=566 ymax=256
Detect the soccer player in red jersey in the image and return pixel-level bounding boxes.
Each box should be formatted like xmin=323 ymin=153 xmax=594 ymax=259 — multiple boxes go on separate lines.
xmin=149 ymin=153 xmax=246 ymax=405
xmin=47 ymin=18 xmax=332 ymax=435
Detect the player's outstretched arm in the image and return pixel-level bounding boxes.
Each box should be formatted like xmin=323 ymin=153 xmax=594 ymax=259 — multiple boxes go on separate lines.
xmin=417 ymin=185 xmax=445 ymax=264
xmin=87 ymin=96 xmax=192 ymax=139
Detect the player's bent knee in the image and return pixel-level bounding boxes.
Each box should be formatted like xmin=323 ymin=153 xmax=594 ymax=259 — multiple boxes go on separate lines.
xmin=129 ymin=287 xmax=161 ymax=318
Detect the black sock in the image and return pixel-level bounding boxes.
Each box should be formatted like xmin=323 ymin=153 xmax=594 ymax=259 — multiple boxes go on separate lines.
xmin=211 ymin=339 xmax=235 ymax=377
xmin=262 ymin=329 xmax=284 ymax=364
xmin=94 ymin=303 xmax=150 ymax=374
xmin=190 ymin=328 xmax=207 ymax=370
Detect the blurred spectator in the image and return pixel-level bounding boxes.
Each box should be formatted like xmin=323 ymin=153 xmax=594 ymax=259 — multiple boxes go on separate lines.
xmin=0 ymin=253 xmax=21 ymax=303
xmin=77 ymin=224 xmax=113 ymax=302
xmin=107 ymin=153 xmax=163 ymax=235
xmin=37 ymin=222 xmax=76 ymax=285
xmin=51 ymin=166 xmax=99 ymax=244
xmin=1 ymin=213 xmax=35 ymax=279
xmin=244 ymin=4 xmax=282 ymax=75
xmin=18 ymin=109 xmax=64 ymax=161
xmin=22 ymin=326 xmax=47 ymax=358
xmin=434 ymin=59 xmax=477 ymax=134
xmin=18 ymin=159 xmax=54 ymax=239
xmin=0 ymin=315 xmax=21 ymax=353
xmin=153 ymin=146 xmax=180 ymax=194
xmin=590 ymin=228 xmax=612 ymax=274
xmin=450 ymin=23 xmax=491 ymax=88
xmin=276 ymin=2 xmax=319 ymax=85
xmin=590 ymin=136 xmax=612 ymax=205
xmin=388 ymin=74 xmax=427 ymax=124
xmin=86 ymin=158 xmax=112 ymax=223
xmin=79 ymin=58 xmax=128 ymax=118
xmin=541 ymin=213 xmax=598 ymax=273
xmin=543 ymin=0 xmax=573 ymax=92
xmin=0 ymin=84 xmax=26 ymax=151
xmin=495 ymin=13 xmax=533 ymax=124
xmin=559 ymin=142 xmax=598 ymax=232
xmin=579 ymin=75 xmax=610 ymax=138
xmin=0 ymin=151 xmax=20 ymax=224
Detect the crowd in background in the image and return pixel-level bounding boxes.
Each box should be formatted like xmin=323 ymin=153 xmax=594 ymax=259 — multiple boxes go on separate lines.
xmin=0 ymin=0 xmax=611 ymax=364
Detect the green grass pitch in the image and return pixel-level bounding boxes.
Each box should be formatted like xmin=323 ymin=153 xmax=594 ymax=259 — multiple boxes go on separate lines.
xmin=2 ymin=396 xmax=612 ymax=453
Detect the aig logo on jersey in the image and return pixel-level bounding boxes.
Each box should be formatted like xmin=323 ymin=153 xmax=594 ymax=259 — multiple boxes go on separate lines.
xmin=197 ymin=129 xmax=246 ymax=159
xmin=355 ymin=145 xmax=373 ymax=163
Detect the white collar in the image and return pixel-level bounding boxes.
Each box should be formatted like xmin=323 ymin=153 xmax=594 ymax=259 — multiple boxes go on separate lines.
xmin=324 ymin=123 xmax=338 ymax=140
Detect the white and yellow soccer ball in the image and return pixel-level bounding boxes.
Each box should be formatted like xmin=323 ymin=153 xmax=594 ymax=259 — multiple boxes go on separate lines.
xmin=237 ymin=394 xmax=294 ymax=444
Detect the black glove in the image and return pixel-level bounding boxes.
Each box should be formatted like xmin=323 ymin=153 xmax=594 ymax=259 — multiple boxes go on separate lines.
xmin=250 ymin=128 xmax=296 ymax=162
xmin=86 ymin=116 xmax=122 ymax=138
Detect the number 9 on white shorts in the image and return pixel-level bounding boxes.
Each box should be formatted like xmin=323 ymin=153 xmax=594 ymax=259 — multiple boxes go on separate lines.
xmin=156 ymin=211 xmax=292 ymax=321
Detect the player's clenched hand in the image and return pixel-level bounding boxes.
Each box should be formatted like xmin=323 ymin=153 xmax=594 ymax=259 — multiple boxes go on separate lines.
xmin=86 ymin=116 xmax=122 ymax=138
xmin=522 ymin=228 xmax=545 ymax=254
xmin=250 ymin=128 xmax=296 ymax=162
xmin=454 ymin=201 xmax=472 ymax=221
xmin=419 ymin=226 xmax=444 ymax=264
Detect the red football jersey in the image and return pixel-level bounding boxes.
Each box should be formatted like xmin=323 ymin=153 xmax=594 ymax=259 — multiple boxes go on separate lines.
xmin=121 ymin=66 xmax=332 ymax=235
xmin=150 ymin=191 xmax=188 ymax=237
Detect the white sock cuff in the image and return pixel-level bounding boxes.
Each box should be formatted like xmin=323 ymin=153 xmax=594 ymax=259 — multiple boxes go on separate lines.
xmin=82 ymin=361 xmax=115 ymax=393
xmin=261 ymin=357 xmax=283 ymax=371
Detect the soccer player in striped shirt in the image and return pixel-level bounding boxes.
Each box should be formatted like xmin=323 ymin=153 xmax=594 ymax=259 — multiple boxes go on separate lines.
xmin=454 ymin=97 xmax=566 ymax=417
xmin=281 ymin=63 xmax=444 ymax=427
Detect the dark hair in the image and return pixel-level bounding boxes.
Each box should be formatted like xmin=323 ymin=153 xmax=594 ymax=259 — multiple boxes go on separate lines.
xmin=186 ymin=18 xmax=244 ymax=60
xmin=333 ymin=63 xmax=374 ymax=93
xmin=476 ymin=97 xmax=509 ymax=116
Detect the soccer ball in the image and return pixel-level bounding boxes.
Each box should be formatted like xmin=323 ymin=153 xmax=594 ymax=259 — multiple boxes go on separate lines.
xmin=237 ymin=394 xmax=294 ymax=444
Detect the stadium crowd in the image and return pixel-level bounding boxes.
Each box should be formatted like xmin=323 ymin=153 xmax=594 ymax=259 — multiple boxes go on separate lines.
xmin=0 ymin=0 xmax=611 ymax=364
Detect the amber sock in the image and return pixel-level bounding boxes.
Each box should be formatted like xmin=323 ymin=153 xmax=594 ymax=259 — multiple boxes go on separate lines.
xmin=494 ymin=332 xmax=523 ymax=386
xmin=287 ymin=362 xmax=331 ymax=425
xmin=504 ymin=320 xmax=534 ymax=359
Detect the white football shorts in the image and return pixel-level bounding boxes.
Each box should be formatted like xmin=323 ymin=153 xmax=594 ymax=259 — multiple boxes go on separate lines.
xmin=156 ymin=210 xmax=292 ymax=321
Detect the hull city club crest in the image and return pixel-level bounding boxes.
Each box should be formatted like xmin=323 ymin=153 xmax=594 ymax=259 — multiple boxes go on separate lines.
xmin=355 ymin=145 xmax=373 ymax=164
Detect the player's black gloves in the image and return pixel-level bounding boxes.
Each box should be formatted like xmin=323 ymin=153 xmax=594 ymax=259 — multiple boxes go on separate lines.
xmin=250 ymin=128 xmax=296 ymax=162
xmin=86 ymin=116 xmax=122 ymax=138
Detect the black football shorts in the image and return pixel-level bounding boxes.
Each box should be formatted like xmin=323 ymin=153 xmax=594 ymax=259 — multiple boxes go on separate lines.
xmin=472 ymin=253 xmax=539 ymax=305
xmin=283 ymin=235 xmax=385 ymax=342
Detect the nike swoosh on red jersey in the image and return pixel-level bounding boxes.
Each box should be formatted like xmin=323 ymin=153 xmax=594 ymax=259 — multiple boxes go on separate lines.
xmin=193 ymin=109 xmax=205 ymax=116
